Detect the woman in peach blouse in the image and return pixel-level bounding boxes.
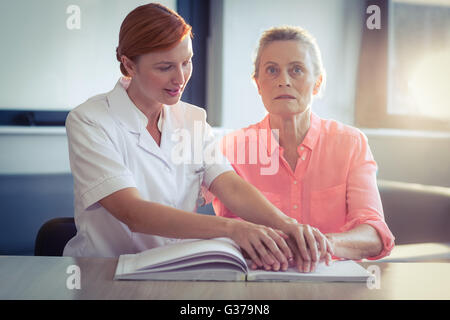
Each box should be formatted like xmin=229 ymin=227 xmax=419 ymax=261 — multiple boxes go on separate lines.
xmin=213 ymin=26 xmax=395 ymax=271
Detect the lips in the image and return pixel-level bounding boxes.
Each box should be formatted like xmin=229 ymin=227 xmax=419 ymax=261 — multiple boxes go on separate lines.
xmin=275 ymin=94 xmax=295 ymax=99
xmin=165 ymin=87 xmax=182 ymax=97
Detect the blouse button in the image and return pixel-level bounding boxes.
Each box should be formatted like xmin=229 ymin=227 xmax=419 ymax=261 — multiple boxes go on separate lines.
xmin=293 ymin=205 xmax=298 ymax=209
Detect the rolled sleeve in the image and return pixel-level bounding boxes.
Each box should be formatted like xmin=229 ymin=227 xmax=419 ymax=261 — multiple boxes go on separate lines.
xmin=66 ymin=110 xmax=137 ymax=210
xmin=342 ymin=131 xmax=395 ymax=260
xmin=203 ymin=161 xmax=234 ymax=190
xmin=340 ymin=214 xmax=395 ymax=260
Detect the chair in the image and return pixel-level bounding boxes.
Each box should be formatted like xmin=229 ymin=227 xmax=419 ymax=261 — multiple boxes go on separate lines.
xmin=34 ymin=217 xmax=77 ymax=256
xmin=377 ymin=180 xmax=450 ymax=262
xmin=378 ymin=180 xmax=450 ymax=245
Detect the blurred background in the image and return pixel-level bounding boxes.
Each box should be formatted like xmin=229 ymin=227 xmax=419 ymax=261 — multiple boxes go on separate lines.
xmin=0 ymin=0 xmax=448 ymax=258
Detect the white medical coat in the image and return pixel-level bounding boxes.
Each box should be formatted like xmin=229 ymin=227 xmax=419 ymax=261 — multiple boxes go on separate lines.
xmin=63 ymin=78 xmax=232 ymax=257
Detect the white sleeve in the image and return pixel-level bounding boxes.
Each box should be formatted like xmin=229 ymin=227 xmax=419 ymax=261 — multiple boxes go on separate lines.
xmin=66 ymin=110 xmax=137 ymax=209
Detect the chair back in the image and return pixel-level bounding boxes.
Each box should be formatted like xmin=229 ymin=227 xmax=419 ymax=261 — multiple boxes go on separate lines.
xmin=34 ymin=217 xmax=77 ymax=256
xmin=378 ymin=180 xmax=450 ymax=245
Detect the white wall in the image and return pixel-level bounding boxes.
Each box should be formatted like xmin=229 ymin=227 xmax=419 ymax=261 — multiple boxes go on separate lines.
xmin=0 ymin=0 xmax=175 ymax=111
xmin=208 ymin=0 xmax=365 ymax=129
xmin=365 ymin=130 xmax=450 ymax=188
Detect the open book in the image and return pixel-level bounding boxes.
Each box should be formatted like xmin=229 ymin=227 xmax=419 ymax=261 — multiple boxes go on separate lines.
xmin=114 ymin=238 xmax=370 ymax=282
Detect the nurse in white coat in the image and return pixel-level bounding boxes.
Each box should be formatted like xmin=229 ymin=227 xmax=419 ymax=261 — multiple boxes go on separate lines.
xmin=63 ymin=3 xmax=332 ymax=272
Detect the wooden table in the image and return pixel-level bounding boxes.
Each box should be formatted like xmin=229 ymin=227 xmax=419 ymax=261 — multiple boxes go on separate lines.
xmin=1 ymin=255 xmax=449 ymax=300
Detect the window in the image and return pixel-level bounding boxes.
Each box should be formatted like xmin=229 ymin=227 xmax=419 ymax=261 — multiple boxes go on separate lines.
xmin=355 ymin=0 xmax=450 ymax=131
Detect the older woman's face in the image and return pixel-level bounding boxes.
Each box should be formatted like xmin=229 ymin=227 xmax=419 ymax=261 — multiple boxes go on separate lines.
xmin=255 ymin=40 xmax=321 ymax=117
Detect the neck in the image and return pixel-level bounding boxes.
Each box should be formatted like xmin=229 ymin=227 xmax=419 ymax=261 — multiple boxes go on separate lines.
xmin=269 ymin=108 xmax=311 ymax=150
xmin=126 ymin=79 xmax=163 ymax=129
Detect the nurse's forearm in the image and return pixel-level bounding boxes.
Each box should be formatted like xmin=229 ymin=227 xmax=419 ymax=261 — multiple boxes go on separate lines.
xmin=325 ymin=224 xmax=383 ymax=260
xmin=99 ymin=187 xmax=233 ymax=239
xmin=128 ymin=199 xmax=236 ymax=239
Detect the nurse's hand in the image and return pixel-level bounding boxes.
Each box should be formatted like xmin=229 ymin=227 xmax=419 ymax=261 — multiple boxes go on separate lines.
xmin=228 ymin=219 xmax=293 ymax=271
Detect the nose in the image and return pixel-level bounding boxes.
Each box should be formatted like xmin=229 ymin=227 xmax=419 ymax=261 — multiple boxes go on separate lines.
xmin=278 ymin=70 xmax=291 ymax=87
xmin=172 ymin=66 xmax=185 ymax=85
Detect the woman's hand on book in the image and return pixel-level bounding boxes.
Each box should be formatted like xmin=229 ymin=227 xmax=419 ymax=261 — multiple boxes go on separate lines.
xmin=280 ymin=219 xmax=335 ymax=272
xmin=285 ymin=236 xmax=333 ymax=273
xmin=248 ymin=236 xmax=333 ymax=273
xmin=228 ymin=219 xmax=293 ymax=271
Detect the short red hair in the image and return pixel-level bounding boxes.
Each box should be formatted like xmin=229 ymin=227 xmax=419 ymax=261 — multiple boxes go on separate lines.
xmin=116 ymin=3 xmax=193 ymax=76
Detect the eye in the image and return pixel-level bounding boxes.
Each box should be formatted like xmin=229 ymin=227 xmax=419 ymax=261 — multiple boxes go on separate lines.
xmin=265 ymin=65 xmax=278 ymax=75
xmin=292 ymin=65 xmax=303 ymax=74
xmin=158 ymin=65 xmax=172 ymax=72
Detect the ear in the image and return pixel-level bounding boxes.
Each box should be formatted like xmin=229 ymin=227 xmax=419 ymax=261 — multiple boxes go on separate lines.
xmin=121 ymin=55 xmax=137 ymax=77
xmin=254 ymin=77 xmax=262 ymax=96
xmin=313 ymin=74 xmax=323 ymax=96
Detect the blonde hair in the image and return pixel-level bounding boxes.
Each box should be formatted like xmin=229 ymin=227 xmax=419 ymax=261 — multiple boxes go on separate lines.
xmin=252 ymin=26 xmax=326 ymax=96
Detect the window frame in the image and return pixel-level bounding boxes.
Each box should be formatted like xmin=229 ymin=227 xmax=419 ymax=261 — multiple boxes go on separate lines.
xmin=176 ymin=0 xmax=210 ymax=110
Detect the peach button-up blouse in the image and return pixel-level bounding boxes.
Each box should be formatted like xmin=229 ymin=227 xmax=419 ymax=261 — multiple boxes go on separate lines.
xmin=213 ymin=112 xmax=394 ymax=260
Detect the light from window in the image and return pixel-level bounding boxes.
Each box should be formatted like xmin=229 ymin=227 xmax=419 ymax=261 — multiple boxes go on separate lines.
xmin=388 ymin=0 xmax=450 ymax=120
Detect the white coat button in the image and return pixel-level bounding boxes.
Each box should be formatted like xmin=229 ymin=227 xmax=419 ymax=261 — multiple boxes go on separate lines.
xmin=293 ymin=205 xmax=298 ymax=209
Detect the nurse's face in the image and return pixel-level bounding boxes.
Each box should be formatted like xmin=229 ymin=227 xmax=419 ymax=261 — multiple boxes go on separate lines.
xmin=125 ymin=36 xmax=193 ymax=107
xmin=254 ymin=40 xmax=322 ymax=117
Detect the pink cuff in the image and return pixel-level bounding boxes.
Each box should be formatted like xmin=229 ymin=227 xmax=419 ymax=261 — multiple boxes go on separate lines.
xmin=340 ymin=217 xmax=395 ymax=260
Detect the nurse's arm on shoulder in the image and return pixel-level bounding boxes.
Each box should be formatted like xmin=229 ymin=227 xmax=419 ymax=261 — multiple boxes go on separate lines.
xmin=99 ymin=186 xmax=291 ymax=271
xmin=209 ymin=171 xmax=334 ymax=273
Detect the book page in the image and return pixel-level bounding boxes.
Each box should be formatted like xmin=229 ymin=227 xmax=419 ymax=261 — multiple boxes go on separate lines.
xmin=129 ymin=238 xmax=247 ymax=272
xmin=246 ymin=260 xmax=370 ymax=282
xmin=116 ymin=264 xmax=247 ymax=281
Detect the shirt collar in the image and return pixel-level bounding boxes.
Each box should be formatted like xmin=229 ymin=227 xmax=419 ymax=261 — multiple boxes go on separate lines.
xmin=258 ymin=111 xmax=321 ymax=156
xmin=301 ymin=112 xmax=321 ymax=151
xmin=107 ymin=77 xmax=164 ymax=134
xmin=157 ymin=107 xmax=164 ymax=132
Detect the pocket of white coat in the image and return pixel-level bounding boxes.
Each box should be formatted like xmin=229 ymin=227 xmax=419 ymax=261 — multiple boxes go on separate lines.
xmin=310 ymin=184 xmax=347 ymax=233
